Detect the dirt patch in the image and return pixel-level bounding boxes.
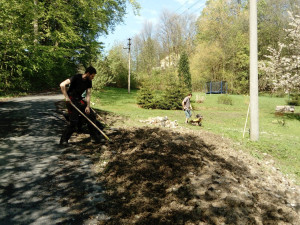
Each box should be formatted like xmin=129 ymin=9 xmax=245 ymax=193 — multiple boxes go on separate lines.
xmin=90 ymin=127 xmax=299 ymax=225
xmin=56 ymin=101 xmax=300 ymax=224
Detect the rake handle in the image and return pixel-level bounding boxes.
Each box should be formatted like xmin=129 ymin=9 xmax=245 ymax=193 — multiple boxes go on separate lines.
xmin=69 ymin=101 xmax=110 ymax=141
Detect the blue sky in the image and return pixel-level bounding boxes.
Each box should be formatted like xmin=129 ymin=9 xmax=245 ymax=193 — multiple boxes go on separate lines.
xmin=99 ymin=0 xmax=207 ymax=51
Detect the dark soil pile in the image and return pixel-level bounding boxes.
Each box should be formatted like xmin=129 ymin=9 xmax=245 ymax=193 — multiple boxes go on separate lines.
xmin=94 ymin=127 xmax=299 ymax=225
xmin=55 ymin=100 xmax=299 ymax=224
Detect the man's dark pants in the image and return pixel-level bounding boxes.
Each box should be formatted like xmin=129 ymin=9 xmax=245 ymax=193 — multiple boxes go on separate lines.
xmin=60 ymin=99 xmax=100 ymax=143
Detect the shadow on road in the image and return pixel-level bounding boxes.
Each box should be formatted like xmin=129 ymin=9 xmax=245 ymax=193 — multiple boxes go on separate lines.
xmin=0 ymin=96 xmax=105 ymax=224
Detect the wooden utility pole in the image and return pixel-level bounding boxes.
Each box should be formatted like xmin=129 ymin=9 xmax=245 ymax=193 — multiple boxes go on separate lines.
xmin=124 ymin=38 xmax=131 ymax=93
xmin=249 ymin=0 xmax=259 ymax=141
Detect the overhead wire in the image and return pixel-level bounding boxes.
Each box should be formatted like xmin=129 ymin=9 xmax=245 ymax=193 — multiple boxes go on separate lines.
xmin=174 ymin=0 xmax=192 ymax=13
xmin=189 ymin=3 xmax=205 ymax=15
xmin=178 ymin=0 xmax=205 ymax=16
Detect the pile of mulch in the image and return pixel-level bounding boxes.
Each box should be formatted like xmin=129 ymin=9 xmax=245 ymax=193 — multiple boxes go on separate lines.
xmin=55 ymin=100 xmax=299 ymax=224
xmin=91 ymin=127 xmax=300 ymax=225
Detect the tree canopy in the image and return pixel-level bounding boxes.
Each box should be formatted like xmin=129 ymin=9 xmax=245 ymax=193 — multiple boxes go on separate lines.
xmin=0 ymin=0 xmax=139 ymax=92
xmin=2 ymin=0 xmax=300 ymax=95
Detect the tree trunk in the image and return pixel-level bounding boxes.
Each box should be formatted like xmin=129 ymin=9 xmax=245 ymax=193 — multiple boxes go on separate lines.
xmin=33 ymin=0 xmax=38 ymax=45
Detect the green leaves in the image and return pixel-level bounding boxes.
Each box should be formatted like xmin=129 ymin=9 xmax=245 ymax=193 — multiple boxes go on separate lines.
xmin=0 ymin=0 xmax=135 ymax=93
xmin=178 ymin=52 xmax=192 ymax=92
xmin=137 ymin=82 xmax=188 ymax=110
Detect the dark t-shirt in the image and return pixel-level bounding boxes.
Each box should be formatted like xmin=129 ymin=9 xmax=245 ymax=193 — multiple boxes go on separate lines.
xmin=67 ymin=74 xmax=92 ymax=99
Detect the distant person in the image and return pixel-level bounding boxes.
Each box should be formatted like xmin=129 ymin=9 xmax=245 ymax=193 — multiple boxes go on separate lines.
xmin=59 ymin=66 xmax=101 ymax=145
xmin=182 ymin=93 xmax=193 ymax=124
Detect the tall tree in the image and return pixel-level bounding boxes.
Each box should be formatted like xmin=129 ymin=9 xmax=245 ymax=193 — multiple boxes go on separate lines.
xmin=257 ymin=0 xmax=300 ymax=58
xmin=139 ymin=21 xmax=159 ymax=75
xmin=106 ymin=43 xmax=130 ymax=88
xmin=0 ymin=0 xmax=139 ymax=92
xmin=192 ymin=0 xmax=249 ymax=93
xmin=33 ymin=0 xmax=38 ymax=45
xmin=158 ymin=10 xmax=197 ymax=62
xmin=178 ymin=52 xmax=192 ymax=91
xmin=259 ymin=11 xmax=300 ymax=94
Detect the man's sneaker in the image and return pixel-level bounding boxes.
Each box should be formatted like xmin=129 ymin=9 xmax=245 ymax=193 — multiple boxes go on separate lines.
xmin=91 ymin=135 xmax=103 ymax=144
xmin=59 ymin=138 xmax=69 ymax=146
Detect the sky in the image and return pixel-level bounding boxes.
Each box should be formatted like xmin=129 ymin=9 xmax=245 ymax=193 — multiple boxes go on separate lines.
xmin=98 ymin=0 xmax=207 ymax=51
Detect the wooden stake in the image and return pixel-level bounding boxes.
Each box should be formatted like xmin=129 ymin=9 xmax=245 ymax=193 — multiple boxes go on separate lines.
xmin=243 ymin=103 xmax=250 ymax=138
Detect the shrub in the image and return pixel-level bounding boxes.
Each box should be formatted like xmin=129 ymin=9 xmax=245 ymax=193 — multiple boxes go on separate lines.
xmin=137 ymin=83 xmax=189 ymax=110
xmin=286 ymin=93 xmax=300 ymax=106
xmin=161 ymin=84 xmax=189 ymax=110
xmin=218 ymin=95 xmax=233 ymax=105
xmin=136 ymin=86 xmax=156 ymax=109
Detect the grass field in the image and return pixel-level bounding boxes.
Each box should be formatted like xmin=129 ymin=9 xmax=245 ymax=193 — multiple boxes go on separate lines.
xmin=92 ymin=87 xmax=300 ymax=184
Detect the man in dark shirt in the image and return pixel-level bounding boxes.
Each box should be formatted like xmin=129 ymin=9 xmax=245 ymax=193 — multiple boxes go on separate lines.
xmin=59 ymin=66 xmax=100 ymax=145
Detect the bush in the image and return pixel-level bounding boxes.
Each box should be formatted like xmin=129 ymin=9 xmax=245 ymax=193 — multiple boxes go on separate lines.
xmin=218 ymin=95 xmax=233 ymax=105
xmin=137 ymin=83 xmax=189 ymax=110
xmin=286 ymin=93 xmax=300 ymax=106
xmin=161 ymin=84 xmax=189 ymax=110
xmin=136 ymin=86 xmax=156 ymax=109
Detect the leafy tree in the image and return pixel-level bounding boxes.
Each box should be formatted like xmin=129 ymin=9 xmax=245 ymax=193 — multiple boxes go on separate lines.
xmin=192 ymin=0 xmax=249 ymax=93
xmin=191 ymin=0 xmax=300 ymax=93
xmin=259 ymin=11 xmax=300 ymax=94
xmin=257 ymin=0 xmax=300 ymax=58
xmin=106 ymin=43 xmax=130 ymax=88
xmin=178 ymin=52 xmax=192 ymax=91
xmin=0 ymin=0 xmax=140 ymax=93
xmin=135 ymin=21 xmax=160 ymax=76
xmin=93 ymin=57 xmax=115 ymax=91
xmin=158 ymin=10 xmax=197 ymax=59
xmin=130 ymin=10 xmax=196 ymax=88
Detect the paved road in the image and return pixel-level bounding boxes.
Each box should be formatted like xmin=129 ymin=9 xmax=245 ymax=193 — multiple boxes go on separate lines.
xmin=0 ymin=94 xmax=106 ymax=225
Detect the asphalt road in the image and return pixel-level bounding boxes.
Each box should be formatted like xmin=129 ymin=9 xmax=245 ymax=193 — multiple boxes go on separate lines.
xmin=0 ymin=94 xmax=106 ymax=225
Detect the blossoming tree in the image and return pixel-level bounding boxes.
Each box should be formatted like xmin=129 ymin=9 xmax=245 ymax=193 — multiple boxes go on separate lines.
xmin=259 ymin=11 xmax=300 ymax=94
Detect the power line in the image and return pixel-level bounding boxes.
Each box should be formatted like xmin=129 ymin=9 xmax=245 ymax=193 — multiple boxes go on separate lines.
xmin=174 ymin=0 xmax=191 ymax=13
xmin=179 ymin=0 xmax=204 ymax=16
xmin=189 ymin=3 xmax=205 ymax=15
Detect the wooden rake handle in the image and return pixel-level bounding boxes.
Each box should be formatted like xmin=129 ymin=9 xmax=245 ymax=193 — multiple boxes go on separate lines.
xmin=69 ymin=101 xmax=110 ymax=141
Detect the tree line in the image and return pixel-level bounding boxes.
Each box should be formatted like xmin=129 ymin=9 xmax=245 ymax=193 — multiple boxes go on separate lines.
xmin=96 ymin=0 xmax=300 ymax=95
xmin=1 ymin=0 xmax=300 ymax=95
xmin=0 ymin=0 xmax=139 ymax=93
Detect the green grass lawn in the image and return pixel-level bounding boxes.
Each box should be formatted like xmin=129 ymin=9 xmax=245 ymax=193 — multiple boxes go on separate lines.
xmin=92 ymin=87 xmax=300 ymax=184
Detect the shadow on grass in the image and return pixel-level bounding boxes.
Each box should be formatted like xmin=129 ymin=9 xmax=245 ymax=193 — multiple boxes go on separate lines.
xmin=273 ymin=112 xmax=300 ymax=122
xmin=284 ymin=113 xmax=300 ymax=121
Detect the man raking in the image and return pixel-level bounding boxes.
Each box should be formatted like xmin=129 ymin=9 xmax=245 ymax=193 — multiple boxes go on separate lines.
xmin=59 ymin=66 xmax=102 ymax=145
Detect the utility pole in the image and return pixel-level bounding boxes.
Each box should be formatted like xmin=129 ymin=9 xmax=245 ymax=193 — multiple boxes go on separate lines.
xmin=124 ymin=38 xmax=131 ymax=93
xmin=249 ymin=0 xmax=259 ymax=141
